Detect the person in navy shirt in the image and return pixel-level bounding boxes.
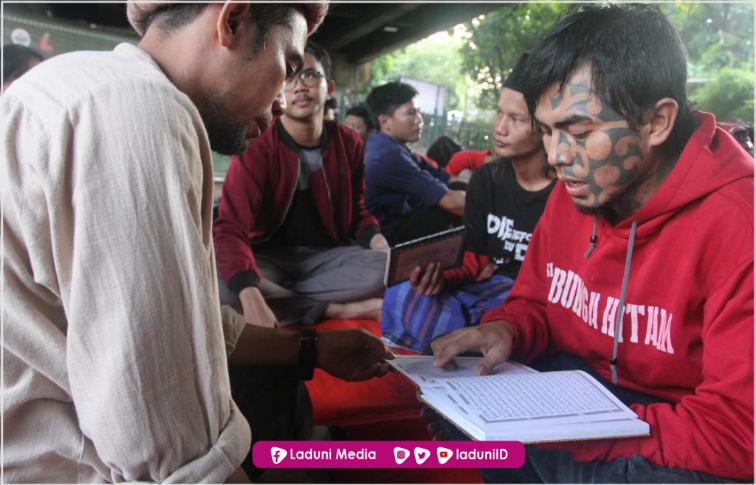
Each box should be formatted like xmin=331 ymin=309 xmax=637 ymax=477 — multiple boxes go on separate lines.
xmin=364 ymin=82 xmax=466 ymax=244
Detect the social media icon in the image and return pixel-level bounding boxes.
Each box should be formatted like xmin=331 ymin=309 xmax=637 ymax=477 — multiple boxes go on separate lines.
xmin=271 ymin=447 xmax=287 ymax=465
xmin=394 ymin=447 xmax=410 ymax=465
xmin=414 ymin=447 xmax=430 ymax=464
xmin=437 ymin=446 xmax=453 ymax=465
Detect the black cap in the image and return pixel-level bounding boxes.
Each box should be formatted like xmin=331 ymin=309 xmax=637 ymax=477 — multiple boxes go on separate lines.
xmin=503 ymin=53 xmax=530 ymax=94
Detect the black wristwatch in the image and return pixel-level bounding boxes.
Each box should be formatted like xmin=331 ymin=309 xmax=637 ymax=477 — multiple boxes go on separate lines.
xmin=297 ymin=328 xmax=318 ymax=381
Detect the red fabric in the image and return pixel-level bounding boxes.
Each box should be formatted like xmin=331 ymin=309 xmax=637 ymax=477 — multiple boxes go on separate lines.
xmin=445 ymin=149 xmax=490 ymax=176
xmin=442 ymin=251 xmax=490 ymax=287
xmin=213 ymin=119 xmax=379 ymax=284
xmin=300 ymin=319 xmax=482 ymax=483
xmin=303 ymin=319 xmax=425 ymax=426
xmin=482 ymin=113 xmax=754 ymax=479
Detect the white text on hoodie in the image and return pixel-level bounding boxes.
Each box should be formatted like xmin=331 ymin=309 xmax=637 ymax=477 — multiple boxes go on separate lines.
xmin=546 ymin=263 xmax=674 ymax=354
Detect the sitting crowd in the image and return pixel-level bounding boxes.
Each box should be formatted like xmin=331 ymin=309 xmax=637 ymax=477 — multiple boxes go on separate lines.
xmin=2 ymin=1 xmax=753 ymax=484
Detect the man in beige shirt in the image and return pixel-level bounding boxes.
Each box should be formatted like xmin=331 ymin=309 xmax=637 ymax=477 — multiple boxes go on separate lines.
xmin=2 ymin=2 xmax=392 ymax=482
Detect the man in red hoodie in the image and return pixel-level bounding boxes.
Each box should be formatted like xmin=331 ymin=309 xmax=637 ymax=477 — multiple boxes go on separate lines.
xmin=431 ymin=4 xmax=753 ymax=482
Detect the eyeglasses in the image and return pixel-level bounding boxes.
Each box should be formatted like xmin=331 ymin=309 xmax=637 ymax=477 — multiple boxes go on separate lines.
xmin=286 ymin=69 xmax=326 ymax=89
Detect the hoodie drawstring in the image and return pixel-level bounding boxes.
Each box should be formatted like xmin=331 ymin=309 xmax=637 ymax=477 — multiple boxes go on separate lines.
xmin=584 ymin=214 xmax=599 ymax=258
xmin=610 ymin=220 xmax=638 ymax=385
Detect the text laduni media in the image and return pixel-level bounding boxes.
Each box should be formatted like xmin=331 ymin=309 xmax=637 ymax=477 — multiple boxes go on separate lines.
xmin=289 ymin=448 xmax=376 ymax=460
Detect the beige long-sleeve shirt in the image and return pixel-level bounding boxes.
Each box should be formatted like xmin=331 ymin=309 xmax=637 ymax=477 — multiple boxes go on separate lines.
xmin=2 ymin=43 xmax=249 ymax=483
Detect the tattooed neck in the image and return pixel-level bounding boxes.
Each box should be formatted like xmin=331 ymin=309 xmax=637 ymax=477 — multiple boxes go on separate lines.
xmin=606 ymin=154 xmax=678 ymax=224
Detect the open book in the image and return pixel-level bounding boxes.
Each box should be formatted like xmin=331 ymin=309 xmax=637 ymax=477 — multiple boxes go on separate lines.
xmin=389 ymin=355 xmax=650 ymax=443
xmin=384 ymin=226 xmax=467 ymax=287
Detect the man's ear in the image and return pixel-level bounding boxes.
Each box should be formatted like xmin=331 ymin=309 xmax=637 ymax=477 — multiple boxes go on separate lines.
xmin=326 ymin=80 xmax=336 ymax=98
xmin=378 ymin=113 xmax=391 ymax=132
xmin=216 ymin=1 xmax=251 ymax=48
xmin=647 ymin=98 xmax=679 ymax=148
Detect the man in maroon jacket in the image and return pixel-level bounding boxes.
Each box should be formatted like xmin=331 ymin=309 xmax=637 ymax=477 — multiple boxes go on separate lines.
xmin=214 ymin=40 xmax=389 ymax=327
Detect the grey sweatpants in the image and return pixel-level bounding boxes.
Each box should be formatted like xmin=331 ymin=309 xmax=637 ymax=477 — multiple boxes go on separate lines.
xmin=219 ymin=245 xmax=387 ymax=325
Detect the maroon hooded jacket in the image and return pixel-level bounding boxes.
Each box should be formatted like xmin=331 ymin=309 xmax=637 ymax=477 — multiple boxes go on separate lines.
xmin=213 ymin=119 xmax=380 ymax=292
xmin=483 ymin=112 xmax=754 ymax=479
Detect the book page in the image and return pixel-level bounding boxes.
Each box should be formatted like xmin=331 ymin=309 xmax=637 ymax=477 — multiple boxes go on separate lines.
xmin=388 ymin=355 xmax=536 ymax=386
xmin=420 ymin=386 xmax=649 ymax=442
xmin=440 ymin=371 xmax=636 ymax=425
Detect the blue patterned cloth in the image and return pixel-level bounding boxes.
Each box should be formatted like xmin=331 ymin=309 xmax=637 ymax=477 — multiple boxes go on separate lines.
xmin=381 ymin=274 xmax=514 ymax=352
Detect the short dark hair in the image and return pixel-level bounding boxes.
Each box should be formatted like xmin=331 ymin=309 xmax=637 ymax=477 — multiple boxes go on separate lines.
xmin=145 ymin=4 xmax=303 ymax=52
xmin=3 ymin=44 xmax=43 ymax=83
xmin=346 ymin=104 xmax=376 ymax=131
xmin=305 ymin=40 xmax=332 ymax=80
xmin=523 ymin=4 xmax=698 ymax=158
xmin=365 ymin=82 xmax=419 ymax=129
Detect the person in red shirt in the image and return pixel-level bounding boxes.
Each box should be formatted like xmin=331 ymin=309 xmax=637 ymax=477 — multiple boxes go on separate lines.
xmin=444 ymin=148 xmax=497 ymax=179
xmin=426 ymin=135 xmax=462 ymax=168
xmin=430 ymin=4 xmax=753 ymax=483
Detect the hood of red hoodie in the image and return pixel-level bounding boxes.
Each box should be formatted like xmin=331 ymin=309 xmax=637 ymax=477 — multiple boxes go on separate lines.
xmin=600 ymin=111 xmax=754 ymax=238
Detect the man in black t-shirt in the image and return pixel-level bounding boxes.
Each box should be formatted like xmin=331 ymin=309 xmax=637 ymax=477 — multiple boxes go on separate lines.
xmin=381 ymin=53 xmax=556 ymax=352
xmin=464 ymin=159 xmax=554 ymax=280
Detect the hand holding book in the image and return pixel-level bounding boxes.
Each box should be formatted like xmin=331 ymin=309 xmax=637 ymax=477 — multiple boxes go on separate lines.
xmin=409 ymin=262 xmax=447 ymax=296
xmin=421 ymin=407 xmax=449 ymax=441
xmin=384 ymin=227 xmax=467 ymax=287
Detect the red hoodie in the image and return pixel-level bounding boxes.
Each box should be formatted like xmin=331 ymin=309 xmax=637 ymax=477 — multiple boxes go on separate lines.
xmin=482 ymin=113 xmax=754 ymax=480
xmin=214 ymin=119 xmax=379 ymax=289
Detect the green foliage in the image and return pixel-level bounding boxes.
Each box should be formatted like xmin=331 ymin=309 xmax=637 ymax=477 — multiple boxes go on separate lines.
xmin=668 ymin=2 xmax=754 ymax=74
xmin=459 ymin=3 xmax=563 ymax=110
xmin=366 ymin=31 xmax=470 ymax=111
xmin=691 ymin=68 xmax=754 ymax=124
xmin=668 ymin=3 xmax=753 ymax=123
xmin=367 ymin=2 xmax=753 ymax=123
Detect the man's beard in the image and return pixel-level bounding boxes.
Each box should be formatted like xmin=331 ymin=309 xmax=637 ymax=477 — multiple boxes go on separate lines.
xmin=575 ymin=204 xmax=599 ymax=216
xmin=573 ymin=177 xmax=646 ymax=222
xmin=199 ymin=92 xmax=249 ymax=156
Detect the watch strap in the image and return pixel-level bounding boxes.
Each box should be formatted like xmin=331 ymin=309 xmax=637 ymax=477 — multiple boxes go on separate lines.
xmin=297 ymin=328 xmax=318 ymax=381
